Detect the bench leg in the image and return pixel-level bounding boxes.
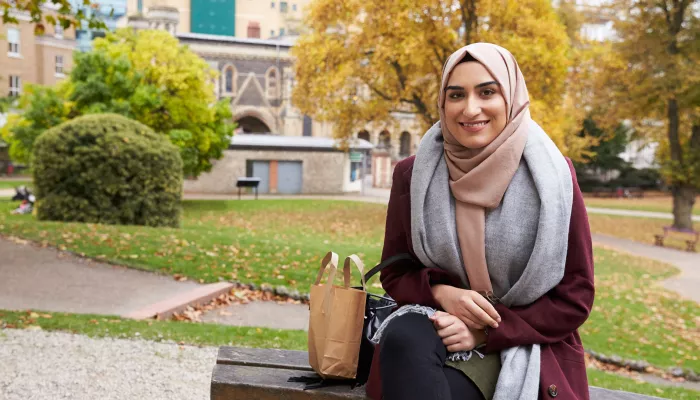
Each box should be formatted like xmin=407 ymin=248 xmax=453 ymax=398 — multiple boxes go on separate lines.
xmin=654 ymin=235 xmax=664 ymax=247
xmin=686 ymin=241 xmax=696 ymax=252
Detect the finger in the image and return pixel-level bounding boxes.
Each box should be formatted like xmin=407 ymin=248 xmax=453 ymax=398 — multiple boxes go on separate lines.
xmin=433 ymin=315 xmax=456 ymax=330
xmin=457 ymin=311 xmax=485 ymax=330
xmin=463 ymin=296 xmax=498 ymax=328
xmin=428 ymin=311 xmax=445 ymax=321
xmin=436 ymin=324 xmax=461 ymax=339
xmin=472 ymin=294 xmax=502 ymax=324
xmin=441 ymin=333 xmax=464 ymax=346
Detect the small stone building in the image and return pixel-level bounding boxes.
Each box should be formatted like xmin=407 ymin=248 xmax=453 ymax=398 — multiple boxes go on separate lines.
xmin=184 ymin=135 xmax=373 ymax=194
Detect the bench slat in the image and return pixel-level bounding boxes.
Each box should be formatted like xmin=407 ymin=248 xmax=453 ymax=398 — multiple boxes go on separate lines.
xmin=217 ymin=347 xmax=313 ymax=371
xmin=211 ymin=364 xmax=366 ymax=399
xmin=212 ymin=347 xmax=665 ymax=400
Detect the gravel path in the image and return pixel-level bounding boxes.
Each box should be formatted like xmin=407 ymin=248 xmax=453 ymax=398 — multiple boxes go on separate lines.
xmin=0 ymin=328 xmax=217 ymax=400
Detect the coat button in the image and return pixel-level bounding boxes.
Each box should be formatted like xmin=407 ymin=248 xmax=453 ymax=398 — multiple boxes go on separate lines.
xmin=548 ymin=384 xmax=558 ymax=398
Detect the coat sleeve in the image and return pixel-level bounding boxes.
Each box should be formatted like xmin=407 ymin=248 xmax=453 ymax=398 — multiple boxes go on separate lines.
xmin=484 ymin=159 xmax=595 ymax=352
xmin=379 ymin=160 xmax=461 ymax=309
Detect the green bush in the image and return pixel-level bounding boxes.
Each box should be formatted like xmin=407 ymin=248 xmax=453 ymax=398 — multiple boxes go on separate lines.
xmin=32 ymin=114 xmax=183 ymax=227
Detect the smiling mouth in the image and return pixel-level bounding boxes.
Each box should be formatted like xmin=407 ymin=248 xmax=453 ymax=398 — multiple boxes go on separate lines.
xmin=459 ymin=121 xmax=489 ymax=128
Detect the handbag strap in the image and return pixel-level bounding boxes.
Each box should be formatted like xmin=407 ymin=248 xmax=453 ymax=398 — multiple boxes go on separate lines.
xmin=363 ymin=253 xmax=418 ymax=283
xmin=344 ymin=255 xmax=366 ymax=290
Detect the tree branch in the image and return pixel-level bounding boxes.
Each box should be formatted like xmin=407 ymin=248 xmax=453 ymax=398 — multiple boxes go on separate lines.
xmin=658 ymin=1 xmax=672 ymax=28
xmin=365 ymin=81 xmax=392 ymax=102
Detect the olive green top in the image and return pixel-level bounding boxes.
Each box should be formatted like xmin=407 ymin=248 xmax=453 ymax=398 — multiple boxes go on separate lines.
xmin=445 ymin=351 xmax=501 ymax=400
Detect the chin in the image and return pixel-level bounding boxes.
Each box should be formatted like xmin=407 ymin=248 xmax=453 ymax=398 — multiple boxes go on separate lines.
xmin=456 ymin=134 xmax=497 ymax=149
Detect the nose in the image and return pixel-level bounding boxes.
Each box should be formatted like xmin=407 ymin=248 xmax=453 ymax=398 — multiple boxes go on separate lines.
xmin=462 ymin=97 xmax=481 ymax=119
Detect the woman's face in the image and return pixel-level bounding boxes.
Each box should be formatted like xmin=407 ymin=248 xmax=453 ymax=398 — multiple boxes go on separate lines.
xmin=443 ymin=61 xmax=507 ymax=149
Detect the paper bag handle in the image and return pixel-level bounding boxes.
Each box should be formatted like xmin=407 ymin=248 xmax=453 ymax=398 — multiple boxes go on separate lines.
xmin=344 ymin=254 xmax=366 ymax=290
xmin=315 ymin=251 xmax=339 ymax=285
xmin=316 ymin=251 xmax=339 ymax=315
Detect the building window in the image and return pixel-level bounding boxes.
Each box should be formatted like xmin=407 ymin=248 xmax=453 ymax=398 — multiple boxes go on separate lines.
xmin=270 ymin=29 xmax=275 ymax=36
xmin=293 ymin=3 xmax=297 ymax=11
xmin=303 ymin=115 xmax=312 ymax=136
xmin=280 ymin=1 xmax=288 ymax=12
xmin=247 ymin=21 xmax=261 ymax=38
xmin=266 ymin=67 xmax=280 ymax=99
xmin=55 ymin=55 xmax=64 ymax=75
xmin=223 ymin=65 xmax=237 ymax=95
xmin=54 ymin=23 xmax=64 ymax=38
xmin=137 ymin=0 xmax=143 ymax=13
xmin=9 ymin=76 xmax=21 ymax=97
xmin=271 ymin=2 xmax=275 ymax=8
xmin=279 ymin=28 xmax=285 ymax=36
xmin=7 ymin=28 xmax=20 ymax=56
xmin=350 ymin=161 xmax=361 ymax=182
xmin=399 ymin=131 xmax=411 ymax=157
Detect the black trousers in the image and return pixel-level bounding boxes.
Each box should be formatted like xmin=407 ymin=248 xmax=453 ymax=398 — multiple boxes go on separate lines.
xmin=379 ymin=312 xmax=485 ymax=400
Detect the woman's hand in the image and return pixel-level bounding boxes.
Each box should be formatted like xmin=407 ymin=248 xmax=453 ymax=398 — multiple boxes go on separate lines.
xmin=430 ymin=311 xmax=486 ymax=352
xmin=431 ymin=284 xmax=501 ymax=330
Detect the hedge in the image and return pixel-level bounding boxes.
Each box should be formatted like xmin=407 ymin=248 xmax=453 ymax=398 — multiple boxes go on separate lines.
xmin=32 ymin=114 xmax=183 ymax=227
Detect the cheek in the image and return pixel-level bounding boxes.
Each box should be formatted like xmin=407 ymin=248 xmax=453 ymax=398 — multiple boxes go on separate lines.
xmin=444 ymin=102 xmax=461 ymax=118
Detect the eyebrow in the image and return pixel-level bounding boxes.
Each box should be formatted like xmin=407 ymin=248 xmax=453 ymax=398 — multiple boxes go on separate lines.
xmin=445 ymin=81 xmax=500 ymax=91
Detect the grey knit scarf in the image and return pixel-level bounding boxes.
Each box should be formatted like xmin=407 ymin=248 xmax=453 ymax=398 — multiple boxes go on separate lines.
xmin=372 ymin=120 xmax=573 ymax=399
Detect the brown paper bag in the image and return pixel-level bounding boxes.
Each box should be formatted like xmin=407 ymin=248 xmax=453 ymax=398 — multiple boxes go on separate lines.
xmin=308 ymin=252 xmax=367 ymax=380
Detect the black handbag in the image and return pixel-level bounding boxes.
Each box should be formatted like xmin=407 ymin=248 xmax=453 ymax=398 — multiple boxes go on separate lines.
xmin=289 ymin=253 xmax=418 ymax=389
xmin=354 ymin=253 xmax=419 ymax=385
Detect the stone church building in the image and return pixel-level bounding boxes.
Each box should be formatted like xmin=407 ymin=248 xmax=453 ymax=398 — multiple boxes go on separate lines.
xmin=127 ymin=6 xmax=423 ymax=193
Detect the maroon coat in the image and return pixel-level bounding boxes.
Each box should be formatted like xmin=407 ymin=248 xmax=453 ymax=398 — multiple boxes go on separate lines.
xmin=365 ymin=156 xmax=595 ymax=400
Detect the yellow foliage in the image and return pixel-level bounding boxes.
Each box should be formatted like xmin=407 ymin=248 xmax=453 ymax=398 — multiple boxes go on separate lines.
xmin=293 ymin=0 xmax=595 ymax=160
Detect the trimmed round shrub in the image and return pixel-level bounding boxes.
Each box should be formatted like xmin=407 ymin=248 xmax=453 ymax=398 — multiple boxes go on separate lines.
xmin=32 ymin=113 xmax=183 ymax=227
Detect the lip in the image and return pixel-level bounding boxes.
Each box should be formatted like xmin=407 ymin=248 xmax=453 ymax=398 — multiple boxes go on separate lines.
xmin=459 ymin=120 xmax=490 ymax=133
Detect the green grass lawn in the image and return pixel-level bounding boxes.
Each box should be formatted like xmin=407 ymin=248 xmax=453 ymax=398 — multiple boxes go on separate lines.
xmin=0 ymin=310 xmax=307 ymax=350
xmin=580 ymin=250 xmax=699 ymax=373
xmin=586 ymin=369 xmax=698 ymax=399
xmin=0 ymin=180 xmax=31 ymax=190
xmin=0 ymin=199 xmax=387 ymax=290
xmin=0 ymin=199 xmax=697 ymax=375
xmin=1 ymin=309 xmax=696 ymax=399
xmin=588 ymin=213 xmax=700 ymax=251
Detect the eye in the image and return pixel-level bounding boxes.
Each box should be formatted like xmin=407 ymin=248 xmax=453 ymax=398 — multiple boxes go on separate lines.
xmin=448 ymin=92 xmax=464 ymax=100
xmin=481 ymin=88 xmax=496 ymax=96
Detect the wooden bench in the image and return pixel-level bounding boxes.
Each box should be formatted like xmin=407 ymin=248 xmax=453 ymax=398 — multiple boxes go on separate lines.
xmin=592 ymin=187 xmax=617 ymax=198
xmin=210 ymin=346 xmax=664 ymax=399
xmin=654 ymin=226 xmax=699 ymax=252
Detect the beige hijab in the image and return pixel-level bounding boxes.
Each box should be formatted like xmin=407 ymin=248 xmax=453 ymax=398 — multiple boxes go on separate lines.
xmin=439 ymin=43 xmax=531 ymax=297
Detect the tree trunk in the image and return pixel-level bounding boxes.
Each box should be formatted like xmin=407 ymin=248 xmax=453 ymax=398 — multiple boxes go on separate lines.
xmin=672 ymin=184 xmax=696 ymax=230
xmin=665 ymin=97 xmax=693 ymax=229
xmin=460 ymin=0 xmax=478 ymax=45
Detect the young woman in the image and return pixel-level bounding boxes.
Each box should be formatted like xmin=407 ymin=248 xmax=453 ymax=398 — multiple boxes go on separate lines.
xmin=365 ymin=43 xmax=595 ymax=400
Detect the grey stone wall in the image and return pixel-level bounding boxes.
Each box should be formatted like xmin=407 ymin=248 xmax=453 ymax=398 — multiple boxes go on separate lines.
xmin=210 ymin=57 xmax=290 ymax=108
xmin=183 ymin=149 xmax=346 ymax=194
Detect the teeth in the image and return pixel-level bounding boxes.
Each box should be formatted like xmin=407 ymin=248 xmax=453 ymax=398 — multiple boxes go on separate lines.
xmin=461 ymin=121 xmax=488 ymax=127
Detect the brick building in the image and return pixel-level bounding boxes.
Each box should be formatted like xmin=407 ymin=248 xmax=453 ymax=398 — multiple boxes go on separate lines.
xmin=0 ymin=9 xmax=77 ymax=98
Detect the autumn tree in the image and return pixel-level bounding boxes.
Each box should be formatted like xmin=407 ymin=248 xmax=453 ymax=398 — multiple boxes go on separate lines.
xmin=1 ymin=0 xmax=105 ymax=34
xmin=589 ymin=0 xmax=699 ymax=229
xmin=1 ymin=29 xmax=235 ymax=177
xmin=292 ymin=0 xmax=594 ymax=159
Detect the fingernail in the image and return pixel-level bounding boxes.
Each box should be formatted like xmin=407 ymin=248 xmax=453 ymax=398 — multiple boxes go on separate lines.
xmin=492 ymin=323 xmax=499 ymax=328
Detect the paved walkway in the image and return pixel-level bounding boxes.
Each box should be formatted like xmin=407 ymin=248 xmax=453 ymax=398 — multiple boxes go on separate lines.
xmin=592 ymin=233 xmax=700 ymax=303
xmin=200 ymin=301 xmax=309 ymax=331
xmin=0 ymin=236 xmax=310 ymax=330
xmin=587 ymin=207 xmax=700 ymax=222
xmin=0 ymin=237 xmax=202 ymax=317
